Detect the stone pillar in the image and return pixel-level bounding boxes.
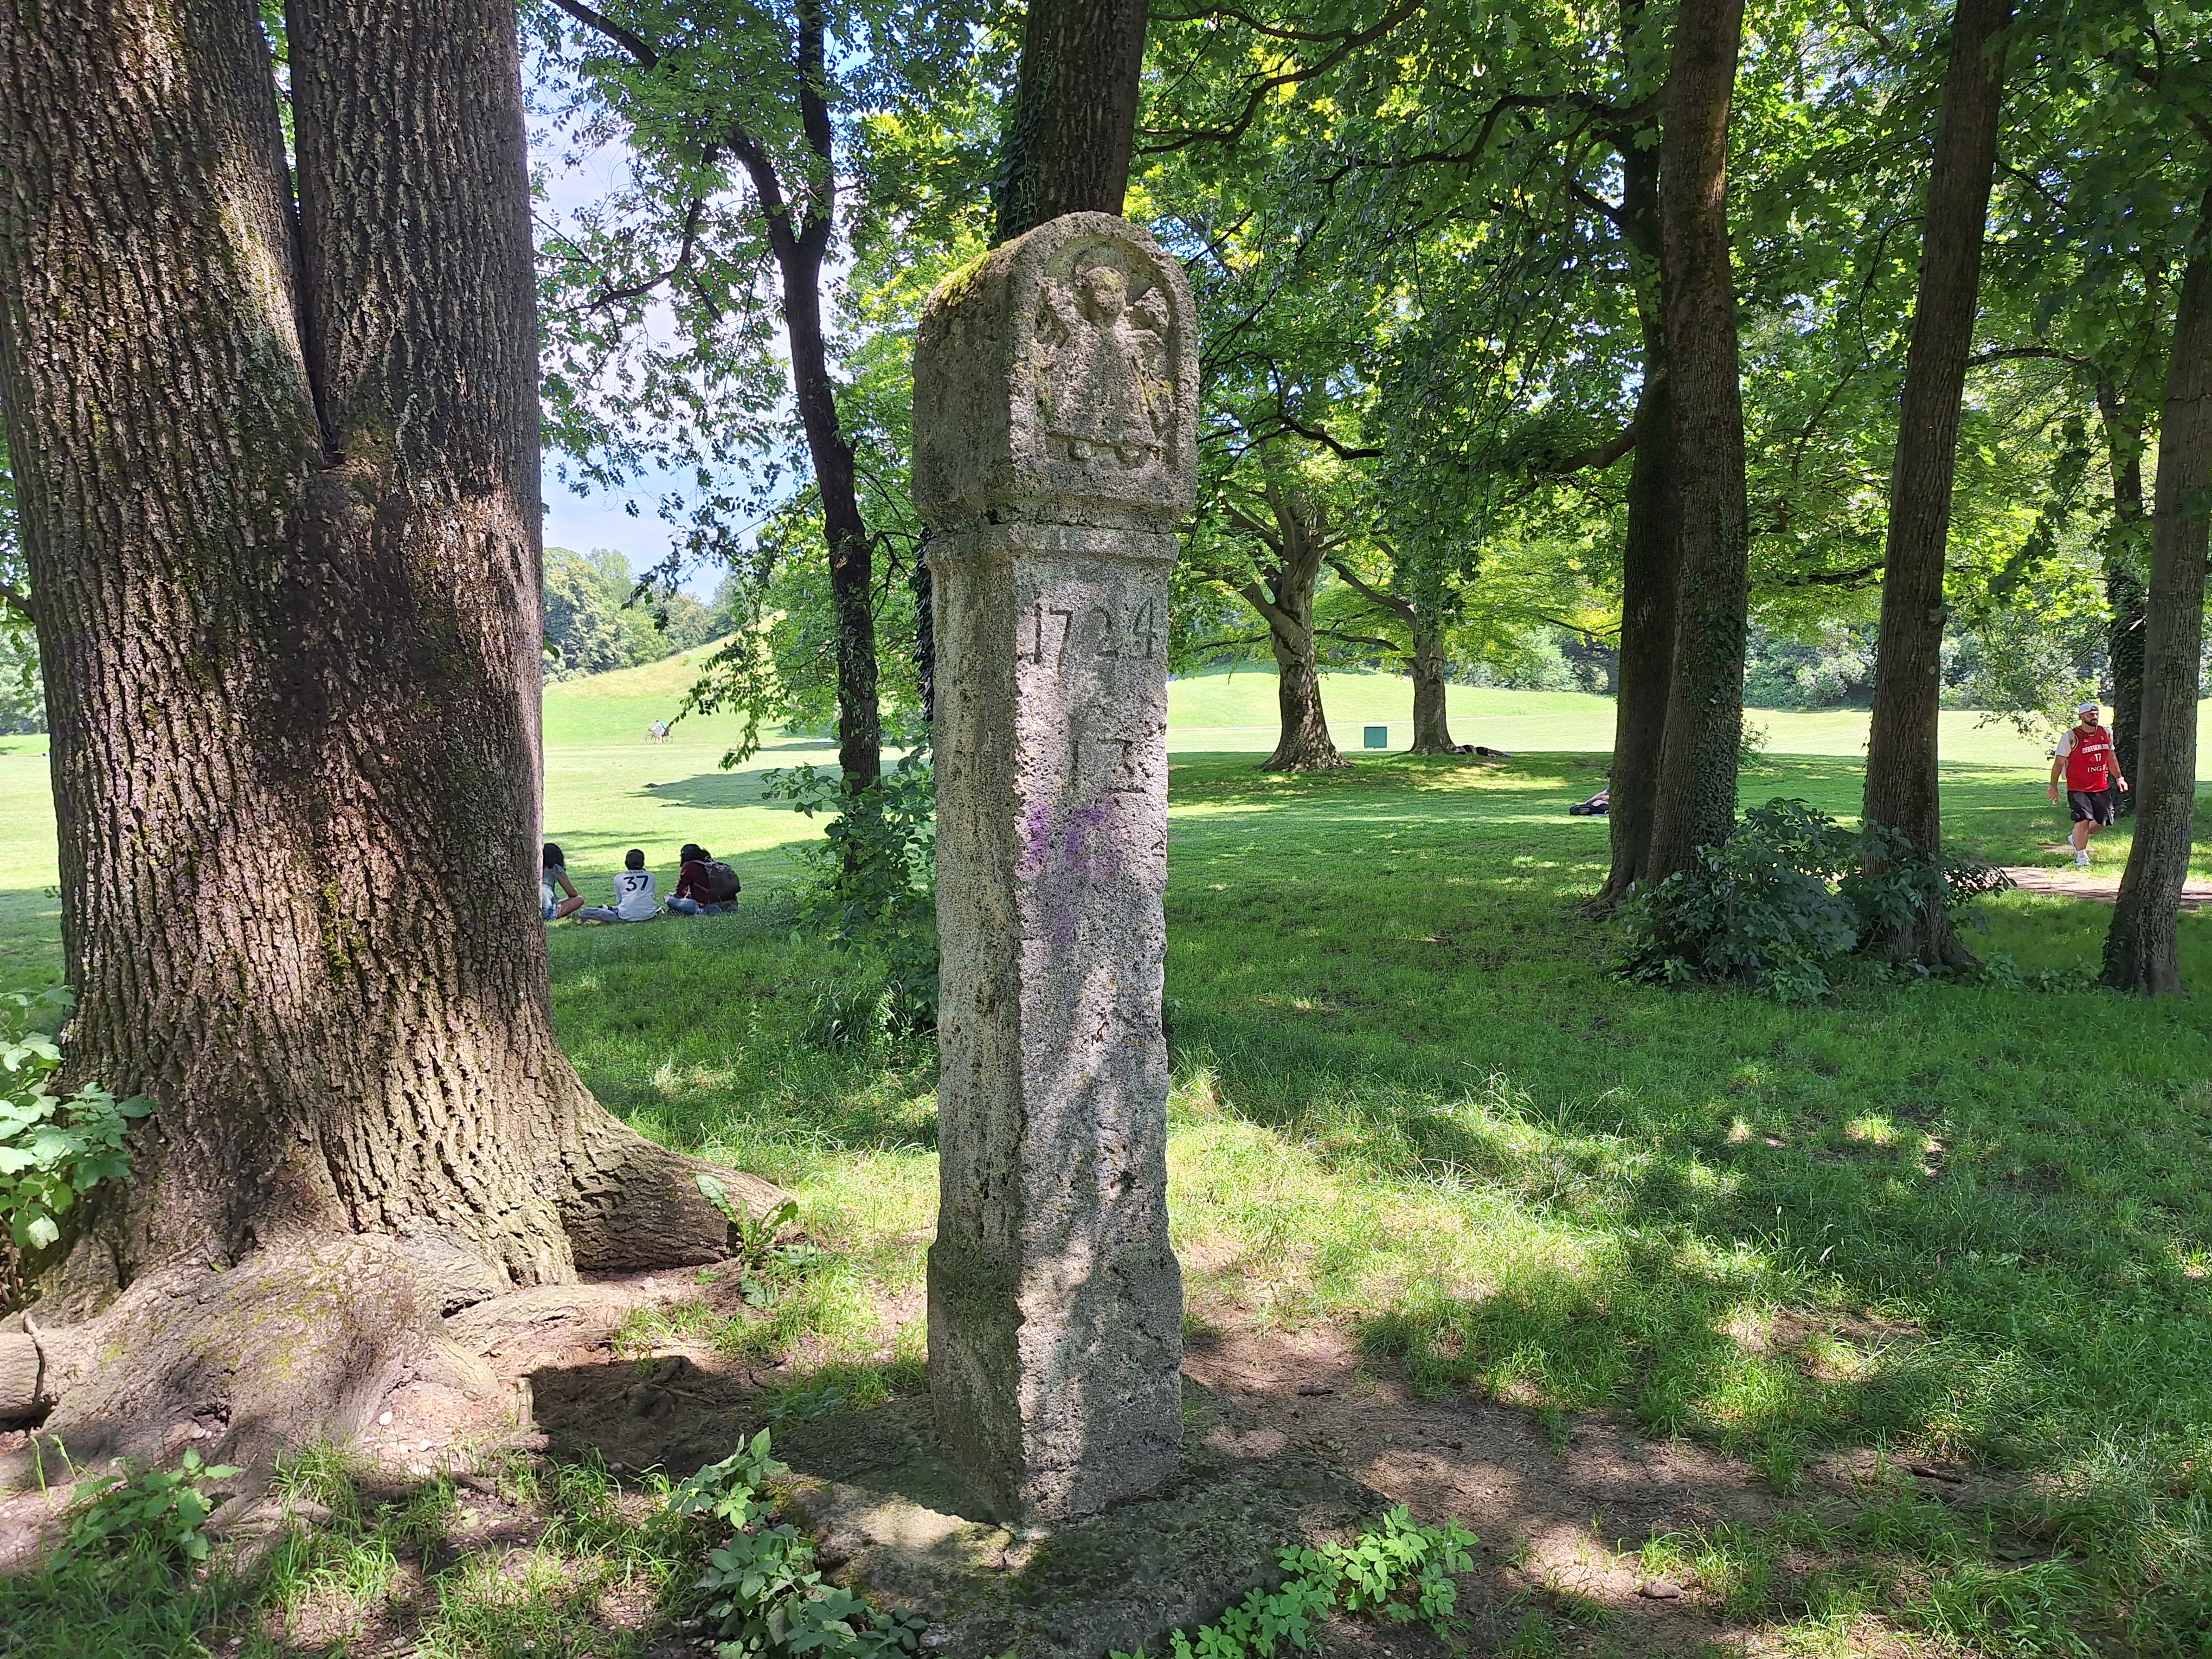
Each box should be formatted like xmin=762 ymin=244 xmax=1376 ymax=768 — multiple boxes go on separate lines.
xmin=915 ymin=213 xmax=1197 ymax=1523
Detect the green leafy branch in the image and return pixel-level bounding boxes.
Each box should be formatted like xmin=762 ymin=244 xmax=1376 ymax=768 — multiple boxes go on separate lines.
xmin=1113 ymin=1507 xmax=1478 ymax=1659
xmin=668 ymin=1430 xmax=924 ymax=1658
xmin=0 ymin=992 xmax=152 ymax=1250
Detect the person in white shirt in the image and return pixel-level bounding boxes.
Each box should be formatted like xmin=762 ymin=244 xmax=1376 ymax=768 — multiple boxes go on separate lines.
xmin=577 ymin=848 xmax=660 ymax=922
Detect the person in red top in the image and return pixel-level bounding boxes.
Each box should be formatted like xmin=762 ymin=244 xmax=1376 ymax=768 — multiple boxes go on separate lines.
xmin=2047 ymin=700 xmax=2130 ymax=867
xmin=666 ymin=843 xmax=736 ymax=915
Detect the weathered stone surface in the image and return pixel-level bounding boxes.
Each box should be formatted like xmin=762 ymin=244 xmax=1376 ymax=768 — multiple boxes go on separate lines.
xmin=771 ymin=1385 xmax=1373 ymax=1659
xmin=915 ymin=212 xmax=1197 ymax=534
xmin=916 ymin=213 xmax=1198 ymax=1523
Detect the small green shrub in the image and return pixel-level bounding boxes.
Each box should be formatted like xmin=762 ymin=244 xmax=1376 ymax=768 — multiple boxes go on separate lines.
xmin=1111 ymin=1506 xmax=1477 ymax=1659
xmin=64 ymin=1448 xmax=241 ymax=1565
xmin=763 ymin=753 xmax=937 ymax=1038
xmin=0 ymin=990 xmax=152 ymax=1249
xmin=1622 ymin=799 xmax=2011 ymax=1001
xmin=668 ymin=1431 xmax=924 ymax=1657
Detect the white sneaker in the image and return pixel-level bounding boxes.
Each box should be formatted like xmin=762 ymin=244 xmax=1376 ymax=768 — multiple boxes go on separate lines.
xmin=2074 ymin=849 xmax=2091 ymax=868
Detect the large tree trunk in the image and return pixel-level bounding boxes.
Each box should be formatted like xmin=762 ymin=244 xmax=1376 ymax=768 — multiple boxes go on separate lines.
xmin=993 ymin=0 xmax=1150 ymax=243
xmin=1601 ymin=108 xmax=1677 ymax=903
xmin=1859 ymin=0 xmax=2011 ymax=967
xmin=1643 ymin=0 xmax=1752 ymax=880
xmin=0 ymin=0 xmax=776 ymax=1474
xmin=2099 ymin=372 xmax=2152 ymax=808
xmin=1325 ymin=559 xmax=1455 ymax=754
xmin=1264 ymin=627 xmax=1345 ymax=771
xmin=2104 ymin=189 xmax=2212 ymax=997
xmin=1409 ymin=617 xmax=1457 ymax=753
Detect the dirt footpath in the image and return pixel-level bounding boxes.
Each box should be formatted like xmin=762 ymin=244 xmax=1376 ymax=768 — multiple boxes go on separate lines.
xmin=2002 ymin=863 xmax=2212 ymax=907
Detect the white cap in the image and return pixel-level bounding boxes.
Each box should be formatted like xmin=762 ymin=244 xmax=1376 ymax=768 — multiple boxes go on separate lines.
xmin=2077 ymin=700 xmax=2101 ymax=715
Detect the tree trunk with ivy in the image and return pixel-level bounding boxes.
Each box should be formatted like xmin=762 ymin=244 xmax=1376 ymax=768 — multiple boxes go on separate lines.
xmin=992 ymin=0 xmax=1150 ymax=244
xmin=1859 ymin=0 xmax=2011 ymax=968
xmin=1600 ymin=111 xmax=1677 ymax=904
xmin=2104 ymin=189 xmax=2212 ymax=998
xmin=1642 ymin=0 xmax=1751 ymax=882
xmin=0 ymin=0 xmax=779 ymax=1471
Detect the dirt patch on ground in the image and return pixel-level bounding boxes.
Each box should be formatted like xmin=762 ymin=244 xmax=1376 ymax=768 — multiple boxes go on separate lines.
xmin=2003 ymin=863 xmax=2212 ymax=908
xmin=1 ymin=1263 xmax=1958 ymax=1654
xmin=1181 ymin=1316 xmax=1772 ymax=1655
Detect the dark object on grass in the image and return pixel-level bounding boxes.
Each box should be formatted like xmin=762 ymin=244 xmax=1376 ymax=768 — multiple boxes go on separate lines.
xmin=1569 ymin=788 xmax=1612 ymax=817
xmin=1448 ymin=743 xmax=1512 ymax=757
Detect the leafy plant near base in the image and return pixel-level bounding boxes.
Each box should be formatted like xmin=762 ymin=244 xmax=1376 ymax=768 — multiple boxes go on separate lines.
xmin=693 ymin=1188 xmax=834 ymax=1308
xmin=763 ymin=752 xmax=937 ymax=1038
xmin=668 ymin=1430 xmax=925 ymax=1658
xmin=63 ymin=1448 xmax=242 ymax=1565
xmin=1110 ymin=1507 xmax=1478 ymax=1659
xmin=1622 ymin=799 xmax=2012 ymax=1001
xmin=0 ymin=990 xmax=152 ymax=1249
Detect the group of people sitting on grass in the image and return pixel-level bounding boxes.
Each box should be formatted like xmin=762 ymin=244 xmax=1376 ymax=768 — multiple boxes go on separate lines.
xmin=539 ymin=842 xmax=741 ymax=923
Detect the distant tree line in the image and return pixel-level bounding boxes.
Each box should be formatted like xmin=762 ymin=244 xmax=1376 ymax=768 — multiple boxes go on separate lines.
xmin=541 ymin=546 xmax=726 ymax=681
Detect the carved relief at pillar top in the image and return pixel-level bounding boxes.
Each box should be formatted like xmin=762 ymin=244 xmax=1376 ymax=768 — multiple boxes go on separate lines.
xmin=914 ymin=213 xmax=1197 ymax=535
xmin=1032 ymin=249 xmax=1174 ymax=473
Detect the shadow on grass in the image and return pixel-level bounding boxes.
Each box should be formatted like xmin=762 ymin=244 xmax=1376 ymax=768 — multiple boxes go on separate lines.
xmin=614 ymin=769 xmax=803 ymax=811
xmin=548 ymin=898 xmax=943 ymax=1163
xmin=1172 ymin=956 xmax=2212 ymax=1439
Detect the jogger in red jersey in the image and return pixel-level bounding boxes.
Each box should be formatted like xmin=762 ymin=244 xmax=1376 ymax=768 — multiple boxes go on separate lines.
xmin=2047 ymin=700 xmax=2130 ymax=867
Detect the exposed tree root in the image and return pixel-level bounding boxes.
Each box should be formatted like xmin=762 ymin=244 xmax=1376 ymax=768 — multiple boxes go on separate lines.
xmin=563 ymin=1121 xmax=786 ymax=1273
xmin=0 ymin=1140 xmax=788 ymax=1495
xmin=1868 ymin=911 xmax=1978 ymax=973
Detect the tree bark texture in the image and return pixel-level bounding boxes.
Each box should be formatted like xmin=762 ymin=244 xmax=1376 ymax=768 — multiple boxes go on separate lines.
xmin=993 ymin=0 xmax=1151 ymax=245
xmin=2099 ymin=372 xmax=2152 ymax=805
xmin=786 ymin=250 xmax=881 ymax=796
xmin=0 ymin=0 xmax=776 ymax=1469
xmin=1643 ymin=0 xmax=1752 ymax=880
xmin=1408 ymin=622 xmax=1456 ymax=754
xmin=1602 ymin=117 xmax=1677 ymax=902
xmin=1860 ymin=0 xmax=2010 ymax=967
xmin=2104 ymin=189 xmax=2212 ymax=997
xmin=1227 ymin=479 xmax=1346 ymax=771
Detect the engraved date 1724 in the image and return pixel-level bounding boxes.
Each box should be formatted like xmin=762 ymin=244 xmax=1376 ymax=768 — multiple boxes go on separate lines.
xmin=1020 ymin=600 xmax=1160 ymax=667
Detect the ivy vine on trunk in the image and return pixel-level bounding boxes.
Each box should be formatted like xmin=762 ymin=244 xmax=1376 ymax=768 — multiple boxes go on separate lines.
xmin=1860 ymin=0 xmax=2012 ymax=970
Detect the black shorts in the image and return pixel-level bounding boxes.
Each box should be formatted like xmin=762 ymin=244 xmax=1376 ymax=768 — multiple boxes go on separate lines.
xmin=2068 ymin=789 xmax=2115 ymax=826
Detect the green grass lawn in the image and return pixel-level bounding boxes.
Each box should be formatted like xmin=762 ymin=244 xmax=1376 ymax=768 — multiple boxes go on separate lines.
xmin=8 ymin=667 xmax=2212 ymax=1654
xmin=544 ymin=749 xmax=2212 ymax=1654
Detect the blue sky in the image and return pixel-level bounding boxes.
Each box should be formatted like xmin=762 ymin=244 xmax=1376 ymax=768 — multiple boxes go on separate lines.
xmin=532 ymin=108 xmax=732 ymax=596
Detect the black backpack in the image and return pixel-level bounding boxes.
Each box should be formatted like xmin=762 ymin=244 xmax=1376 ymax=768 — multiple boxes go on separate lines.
xmin=701 ymin=860 xmax=741 ymax=903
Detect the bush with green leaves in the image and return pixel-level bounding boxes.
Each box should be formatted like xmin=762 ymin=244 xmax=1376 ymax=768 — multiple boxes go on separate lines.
xmin=668 ymin=1431 xmax=924 ymax=1658
xmin=63 ymin=1448 xmax=241 ymax=1566
xmin=763 ymin=751 xmax=937 ymax=1038
xmin=1111 ymin=1507 xmax=1477 ymax=1659
xmin=1622 ymin=799 xmax=2012 ymax=1002
xmin=0 ymin=991 xmax=151 ymax=1250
